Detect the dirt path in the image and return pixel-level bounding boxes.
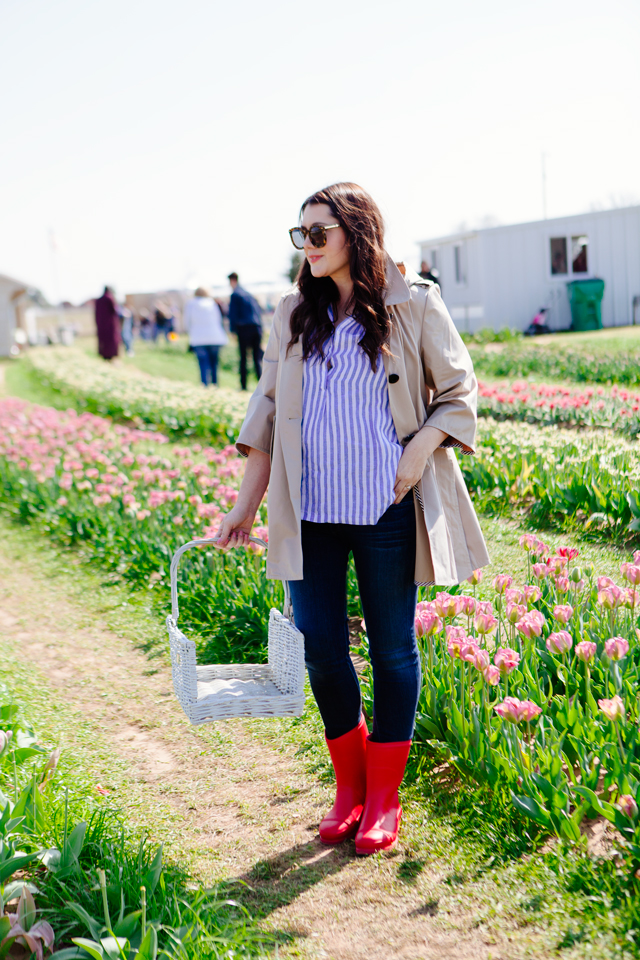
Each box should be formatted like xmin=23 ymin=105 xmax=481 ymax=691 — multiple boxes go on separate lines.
xmin=0 ymin=531 xmax=542 ymax=960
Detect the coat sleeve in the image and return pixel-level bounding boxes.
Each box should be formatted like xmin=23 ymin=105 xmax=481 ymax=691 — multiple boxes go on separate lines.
xmin=419 ymin=284 xmax=478 ymax=454
xmin=235 ymin=296 xmax=284 ymax=457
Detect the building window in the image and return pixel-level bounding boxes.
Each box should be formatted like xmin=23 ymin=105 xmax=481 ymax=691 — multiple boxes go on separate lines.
xmin=572 ymin=235 xmax=588 ymax=273
xmin=454 ymin=243 xmax=466 ymax=284
xmin=550 ymin=237 xmax=568 ymax=275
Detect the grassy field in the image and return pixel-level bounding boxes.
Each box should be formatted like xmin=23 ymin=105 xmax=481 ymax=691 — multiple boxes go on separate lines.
xmin=531 ymin=324 xmax=640 ymax=352
xmin=77 ymin=334 xmax=261 ymax=393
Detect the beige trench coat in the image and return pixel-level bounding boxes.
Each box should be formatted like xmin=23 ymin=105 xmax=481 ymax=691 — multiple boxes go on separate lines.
xmin=236 ymin=257 xmax=490 ymax=585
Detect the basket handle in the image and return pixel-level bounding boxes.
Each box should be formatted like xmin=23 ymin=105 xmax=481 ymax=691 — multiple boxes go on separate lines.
xmin=169 ymin=537 xmax=292 ymax=623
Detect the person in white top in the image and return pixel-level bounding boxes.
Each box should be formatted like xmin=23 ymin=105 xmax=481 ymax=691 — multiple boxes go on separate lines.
xmin=183 ymin=287 xmax=228 ymax=386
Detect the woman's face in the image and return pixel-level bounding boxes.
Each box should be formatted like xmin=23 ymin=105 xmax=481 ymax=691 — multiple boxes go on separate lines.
xmin=301 ymin=203 xmax=350 ymax=280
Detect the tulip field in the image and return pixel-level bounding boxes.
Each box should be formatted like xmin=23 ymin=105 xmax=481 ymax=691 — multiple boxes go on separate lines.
xmin=1 ymin=339 xmax=640 ymax=956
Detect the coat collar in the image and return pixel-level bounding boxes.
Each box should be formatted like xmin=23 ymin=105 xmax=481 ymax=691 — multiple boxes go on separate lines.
xmin=384 ymin=255 xmax=411 ymax=306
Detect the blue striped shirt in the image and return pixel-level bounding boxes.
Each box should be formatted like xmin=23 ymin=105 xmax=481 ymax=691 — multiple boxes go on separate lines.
xmin=301 ymin=316 xmax=404 ymax=525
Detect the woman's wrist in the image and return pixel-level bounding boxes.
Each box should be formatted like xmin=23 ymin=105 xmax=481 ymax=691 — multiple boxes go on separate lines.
xmin=409 ymin=425 xmax=448 ymax=460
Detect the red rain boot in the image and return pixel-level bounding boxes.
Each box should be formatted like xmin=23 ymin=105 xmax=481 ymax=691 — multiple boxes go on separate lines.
xmin=319 ymin=716 xmax=368 ymax=845
xmin=355 ymin=738 xmax=411 ymax=855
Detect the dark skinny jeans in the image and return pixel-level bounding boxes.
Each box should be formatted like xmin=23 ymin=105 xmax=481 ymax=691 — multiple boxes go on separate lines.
xmin=236 ymin=325 xmax=263 ymax=390
xmin=288 ymin=497 xmax=420 ymax=743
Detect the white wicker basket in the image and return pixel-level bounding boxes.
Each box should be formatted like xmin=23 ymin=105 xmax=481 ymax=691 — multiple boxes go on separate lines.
xmin=167 ymin=537 xmax=305 ymax=724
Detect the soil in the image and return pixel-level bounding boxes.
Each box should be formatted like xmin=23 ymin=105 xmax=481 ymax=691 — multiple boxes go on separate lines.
xmin=0 ymin=535 xmax=544 ymax=960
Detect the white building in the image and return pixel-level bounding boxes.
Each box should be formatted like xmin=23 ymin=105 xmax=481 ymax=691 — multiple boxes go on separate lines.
xmin=418 ymin=205 xmax=640 ymax=333
xmin=0 ymin=272 xmax=31 ymax=356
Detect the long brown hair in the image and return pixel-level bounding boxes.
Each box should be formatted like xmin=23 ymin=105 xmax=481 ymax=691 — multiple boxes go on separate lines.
xmin=288 ymin=182 xmax=390 ymax=371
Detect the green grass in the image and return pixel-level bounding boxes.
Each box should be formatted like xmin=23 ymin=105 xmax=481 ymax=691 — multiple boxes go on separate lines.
xmin=532 ymin=324 xmax=640 ymax=353
xmin=75 ymin=335 xmax=261 ymax=394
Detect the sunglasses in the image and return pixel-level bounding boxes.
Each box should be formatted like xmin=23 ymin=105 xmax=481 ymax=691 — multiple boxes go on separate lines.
xmin=289 ymin=223 xmax=341 ymax=250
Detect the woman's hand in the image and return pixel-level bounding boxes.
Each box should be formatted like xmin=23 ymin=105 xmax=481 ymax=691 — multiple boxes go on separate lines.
xmin=393 ymin=425 xmax=448 ymax=503
xmin=215 ymin=504 xmax=258 ymax=550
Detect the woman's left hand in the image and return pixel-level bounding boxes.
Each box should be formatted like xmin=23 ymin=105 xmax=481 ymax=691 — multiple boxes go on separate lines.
xmin=392 ymin=426 xmax=448 ymax=503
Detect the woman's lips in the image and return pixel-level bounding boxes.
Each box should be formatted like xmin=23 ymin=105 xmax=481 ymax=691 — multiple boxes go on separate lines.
xmin=308 ymin=254 xmax=323 ymax=263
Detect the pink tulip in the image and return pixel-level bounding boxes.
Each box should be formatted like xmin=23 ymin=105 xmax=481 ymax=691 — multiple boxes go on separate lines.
xmin=458 ymin=595 xmax=477 ymax=616
xmin=598 ymin=576 xmax=616 ymax=590
xmin=506 ymin=601 xmax=527 ymax=624
xmin=547 ymin=556 xmax=568 ymax=575
xmin=598 ymin=695 xmax=625 ymax=722
xmin=460 ymin=641 xmax=479 ymax=663
xmin=622 ymin=564 xmax=640 ymax=585
xmin=532 ymin=563 xmax=549 ymax=579
xmin=447 ymin=636 xmax=466 ymax=659
xmin=483 ymin=665 xmax=501 ymax=685
xmin=493 ymin=574 xmax=513 ymax=594
xmin=494 ymin=697 xmax=542 ymax=724
xmin=522 ymin=585 xmax=541 ymax=604
xmin=553 ymin=604 xmax=574 ymax=624
xmin=466 ymin=569 xmax=484 ymax=585
xmin=520 ymin=700 xmax=543 ymax=722
xmin=575 ymin=640 xmax=597 ymax=663
xmin=416 ymin=599 xmax=435 ymax=614
xmin=472 ymin=648 xmax=491 ymax=671
xmin=546 ymin=630 xmax=573 ymax=654
xmin=618 ymin=795 xmax=638 ymax=819
xmin=474 ymin=611 xmax=498 ymax=634
xmin=633 ymin=551 xmax=640 ymax=565
xmin=494 ymin=647 xmax=521 ymax=675
xmin=505 ymin=587 xmax=524 ymax=605
xmin=445 ymin=624 xmax=467 ymax=641
xmin=434 ymin=592 xmax=464 ymax=619
xmin=604 ymin=636 xmax=629 ymax=661
xmin=555 ymin=576 xmax=570 ymax=593
xmin=516 ymin=610 xmax=546 ymax=638
xmin=624 ymin=588 xmax=639 ymax=608
xmin=415 ymin=610 xmax=443 ymax=638
xmin=598 ymin=585 xmax=625 ymax=609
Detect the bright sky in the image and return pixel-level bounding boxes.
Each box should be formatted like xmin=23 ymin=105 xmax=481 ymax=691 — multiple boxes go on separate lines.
xmin=1 ymin=0 xmax=639 ymax=304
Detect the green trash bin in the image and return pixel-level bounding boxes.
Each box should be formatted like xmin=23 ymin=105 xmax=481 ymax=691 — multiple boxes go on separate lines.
xmin=566 ymin=278 xmax=605 ymax=331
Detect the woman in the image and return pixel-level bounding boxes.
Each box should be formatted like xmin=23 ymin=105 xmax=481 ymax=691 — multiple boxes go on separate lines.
xmin=184 ymin=287 xmax=228 ymax=386
xmin=217 ymin=183 xmax=489 ymax=854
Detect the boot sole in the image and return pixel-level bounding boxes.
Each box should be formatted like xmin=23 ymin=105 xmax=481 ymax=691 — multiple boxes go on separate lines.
xmin=319 ymin=820 xmax=360 ymax=845
xmin=355 ymin=835 xmax=398 ymax=856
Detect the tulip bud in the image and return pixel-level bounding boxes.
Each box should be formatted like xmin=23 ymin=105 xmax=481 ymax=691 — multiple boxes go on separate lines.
xmin=570 ymin=567 xmax=582 ymax=583
xmin=583 ymin=563 xmax=594 ymax=577
xmin=0 ymin=730 xmax=13 ymax=757
xmin=598 ymin=695 xmax=625 ymax=722
xmin=618 ymin=795 xmax=638 ymax=819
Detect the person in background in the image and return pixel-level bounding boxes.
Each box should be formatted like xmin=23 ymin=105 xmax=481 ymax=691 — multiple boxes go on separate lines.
xmin=120 ymin=306 xmax=134 ymax=356
xmin=227 ymin=272 xmax=264 ymax=390
xmin=94 ymin=286 xmax=120 ymax=361
xmin=184 ymin=286 xmax=228 ymax=386
xmin=419 ymin=260 xmax=441 ymax=290
xmin=153 ymin=301 xmax=174 ymax=342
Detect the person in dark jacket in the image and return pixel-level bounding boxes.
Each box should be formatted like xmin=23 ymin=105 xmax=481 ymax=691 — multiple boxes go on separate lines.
xmin=227 ymin=272 xmax=264 ymax=390
xmin=94 ymin=286 xmax=120 ymax=360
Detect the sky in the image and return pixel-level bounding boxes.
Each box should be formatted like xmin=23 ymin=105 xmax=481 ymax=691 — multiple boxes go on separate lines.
xmin=1 ymin=0 xmax=639 ymax=304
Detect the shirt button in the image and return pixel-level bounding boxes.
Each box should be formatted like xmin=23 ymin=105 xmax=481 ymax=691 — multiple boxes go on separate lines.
xmin=388 ymin=373 xmax=399 ymax=384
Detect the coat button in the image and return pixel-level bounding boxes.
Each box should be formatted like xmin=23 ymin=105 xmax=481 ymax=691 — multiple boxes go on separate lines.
xmin=388 ymin=373 xmax=399 ymax=384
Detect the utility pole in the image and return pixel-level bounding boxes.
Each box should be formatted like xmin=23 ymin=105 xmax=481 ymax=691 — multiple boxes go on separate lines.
xmin=541 ymin=153 xmax=548 ymax=220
